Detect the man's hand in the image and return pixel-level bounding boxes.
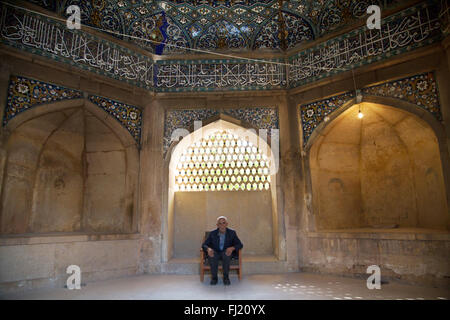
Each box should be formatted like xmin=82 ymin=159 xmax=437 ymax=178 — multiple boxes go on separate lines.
xmin=225 ymin=246 xmax=235 ymax=256
xmin=207 ymin=247 xmax=214 ymax=257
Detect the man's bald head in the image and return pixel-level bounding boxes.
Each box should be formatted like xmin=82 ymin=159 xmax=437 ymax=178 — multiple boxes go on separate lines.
xmin=216 ymin=216 xmax=228 ymax=223
xmin=216 ymin=216 xmax=228 ymax=233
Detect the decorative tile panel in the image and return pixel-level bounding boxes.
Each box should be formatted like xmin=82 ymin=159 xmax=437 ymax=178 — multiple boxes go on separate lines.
xmin=289 ymin=2 xmax=442 ymax=88
xmin=252 ymin=11 xmax=314 ymax=50
xmin=163 ymin=107 xmax=279 ymax=155
xmin=0 ymin=2 xmax=444 ymax=93
xmin=0 ymin=0 xmax=442 ymax=92
xmin=299 ymin=72 xmax=442 ymax=146
xmin=164 ymin=109 xmax=220 ymax=154
xmin=300 ymin=92 xmax=355 ymax=146
xmin=3 ymin=75 xmax=142 ymax=145
xmin=361 ymin=72 xmax=442 ymax=121
xmin=88 ymin=95 xmax=142 ymax=144
xmin=154 ymin=59 xmax=287 ymax=92
xmin=24 ymin=0 xmax=404 ymax=53
xmin=223 ymin=107 xmax=278 ymax=133
xmin=0 ymin=4 xmax=155 ymax=90
xmin=3 ymin=75 xmax=83 ymax=126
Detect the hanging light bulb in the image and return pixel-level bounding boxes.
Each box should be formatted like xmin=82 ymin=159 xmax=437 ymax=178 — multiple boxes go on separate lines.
xmin=353 ymin=72 xmax=364 ymax=119
xmin=357 ymin=105 xmax=364 ymax=119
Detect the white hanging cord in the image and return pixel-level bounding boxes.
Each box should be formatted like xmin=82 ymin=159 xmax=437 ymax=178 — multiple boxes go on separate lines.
xmin=2 ymin=1 xmax=371 ymax=74
xmin=2 ymin=1 xmax=297 ymax=67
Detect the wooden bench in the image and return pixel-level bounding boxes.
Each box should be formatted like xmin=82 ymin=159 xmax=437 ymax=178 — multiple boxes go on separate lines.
xmin=200 ymin=232 xmax=242 ymax=282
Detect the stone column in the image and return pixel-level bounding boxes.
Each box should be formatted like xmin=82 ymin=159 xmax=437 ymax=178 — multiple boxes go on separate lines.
xmin=138 ymin=94 xmax=165 ymax=274
xmin=286 ymin=93 xmax=315 ymax=270
xmin=278 ymin=95 xmax=302 ymax=227
xmin=0 ymin=56 xmax=11 ymax=141
xmin=278 ymin=94 xmax=305 ymax=270
xmin=444 ymin=36 xmax=450 ymax=70
xmin=436 ymin=35 xmax=450 ymax=220
xmin=439 ymin=36 xmax=450 ymax=149
xmin=0 ymin=56 xmax=11 ymax=210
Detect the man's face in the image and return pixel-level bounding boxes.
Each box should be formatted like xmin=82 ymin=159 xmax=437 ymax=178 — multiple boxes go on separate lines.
xmin=217 ymin=218 xmax=228 ymax=233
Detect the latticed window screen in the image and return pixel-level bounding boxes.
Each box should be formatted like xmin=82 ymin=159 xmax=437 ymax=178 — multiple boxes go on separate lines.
xmin=175 ymin=130 xmax=271 ymax=192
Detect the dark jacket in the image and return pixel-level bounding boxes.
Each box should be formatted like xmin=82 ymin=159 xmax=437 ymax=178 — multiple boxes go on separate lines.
xmin=202 ymin=228 xmax=243 ymax=258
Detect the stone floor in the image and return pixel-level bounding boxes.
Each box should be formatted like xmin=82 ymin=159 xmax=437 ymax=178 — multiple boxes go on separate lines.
xmin=1 ymin=272 xmax=449 ymax=300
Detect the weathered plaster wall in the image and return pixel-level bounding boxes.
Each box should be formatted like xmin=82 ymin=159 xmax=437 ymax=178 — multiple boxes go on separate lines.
xmin=0 ymin=30 xmax=449 ymax=293
xmin=0 ymin=98 xmax=141 ymax=292
xmin=296 ymin=41 xmax=450 ymax=287
xmin=84 ymin=111 xmax=133 ymax=233
xmin=0 ymin=106 xmax=137 ymax=234
xmin=299 ymin=231 xmax=450 ymax=287
xmin=310 ymin=103 xmax=449 ymax=230
xmin=174 ymin=190 xmax=273 ymax=258
xmin=0 ymin=235 xmax=140 ymax=292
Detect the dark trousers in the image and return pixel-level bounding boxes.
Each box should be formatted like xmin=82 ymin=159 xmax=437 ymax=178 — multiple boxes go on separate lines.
xmin=208 ymin=251 xmax=231 ymax=279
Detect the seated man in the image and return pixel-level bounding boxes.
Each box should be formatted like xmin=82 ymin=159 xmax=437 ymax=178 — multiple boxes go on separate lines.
xmin=202 ymin=216 xmax=243 ymax=285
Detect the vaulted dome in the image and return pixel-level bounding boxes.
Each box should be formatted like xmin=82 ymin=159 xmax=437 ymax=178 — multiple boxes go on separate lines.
xmin=24 ymin=0 xmax=401 ymax=55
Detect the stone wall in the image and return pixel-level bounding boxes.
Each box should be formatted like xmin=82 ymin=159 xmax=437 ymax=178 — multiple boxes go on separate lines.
xmin=309 ymin=103 xmax=449 ymax=230
xmin=0 ymin=105 xmax=138 ymax=234
xmin=299 ymin=231 xmax=450 ymax=288
xmin=0 ymin=235 xmax=140 ymax=292
xmin=0 ymin=99 xmax=140 ymax=292
xmin=174 ymin=190 xmax=273 ymax=258
xmin=0 ymin=22 xmax=448 ymax=293
xmin=295 ymin=38 xmax=450 ymax=287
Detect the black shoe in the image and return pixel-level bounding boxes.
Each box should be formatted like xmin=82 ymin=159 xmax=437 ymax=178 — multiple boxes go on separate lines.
xmin=210 ymin=278 xmax=218 ymax=285
xmin=223 ymin=278 xmax=231 ymax=285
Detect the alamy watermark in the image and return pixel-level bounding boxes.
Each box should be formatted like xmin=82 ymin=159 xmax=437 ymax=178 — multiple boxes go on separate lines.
xmin=169 ymin=120 xmax=280 ymax=175
xmin=367 ymin=5 xmax=382 ymax=30
xmin=66 ymin=5 xmax=81 ymax=30
xmin=64 ymin=4 xmax=382 ymax=35
xmin=366 ymin=265 xmax=381 ymax=289
xmin=66 ymin=264 xmax=81 ymax=290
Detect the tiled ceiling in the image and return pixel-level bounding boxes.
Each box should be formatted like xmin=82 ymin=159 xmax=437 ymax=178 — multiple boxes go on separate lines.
xmin=24 ymin=0 xmax=401 ymax=54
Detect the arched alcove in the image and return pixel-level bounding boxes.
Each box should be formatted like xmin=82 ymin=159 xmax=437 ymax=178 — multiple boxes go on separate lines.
xmin=0 ymin=100 xmax=139 ymax=235
xmin=308 ymin=102 xmax=449 ymax=231
xmin=164 ymin=118 xmax=281 ymax=261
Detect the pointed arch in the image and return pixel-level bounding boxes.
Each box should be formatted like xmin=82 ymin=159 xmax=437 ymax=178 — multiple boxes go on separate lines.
xmin=304 ymin=95 xmax=447 ymax=153
xmin=162 ymin=116 xmax=284 ymax=263
xmin=4 ymin=99 xmax=140 ymax=150
xmin=304 ymin=97 xmax=450 ymax=232
xmin=169 ymin=117 xmax=277 ymax=176
xmin=0 ymin=99 xmax=139 ymax=235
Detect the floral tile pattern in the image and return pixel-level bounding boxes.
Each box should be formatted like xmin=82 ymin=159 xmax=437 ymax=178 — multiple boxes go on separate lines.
xmin=0 ymin=2 xmax=442 ymax=93
xmin=361 ymin=72 xmax=442 ymax=121
xmin=300 ymin=92 xmax=355 ymax=145
xmin=299 ymin=72 xmax=442 ymax=147
xmin=163 ymin=107 xmax=279 ymax=155
xmin=164 ymin=109 xmax=220 ymax=154
xmin=223 ymin=107 xmax=278 ymax=133
xmin=3 ymin=75 xmax=83 ymax=126
xmin=88 ymin=95 xmax=142 ymax=144
xmin=288 ymin=3 xmax=442 ymax=88
xmin=24 ymin=0 xmax=403 ymax=54
xmin=3 ymin=75 xmax=142 ymax=145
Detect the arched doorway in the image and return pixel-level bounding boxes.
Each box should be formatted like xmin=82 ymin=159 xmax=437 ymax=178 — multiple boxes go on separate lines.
xmin=307 ymin=102 xmax=449 ymax=231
